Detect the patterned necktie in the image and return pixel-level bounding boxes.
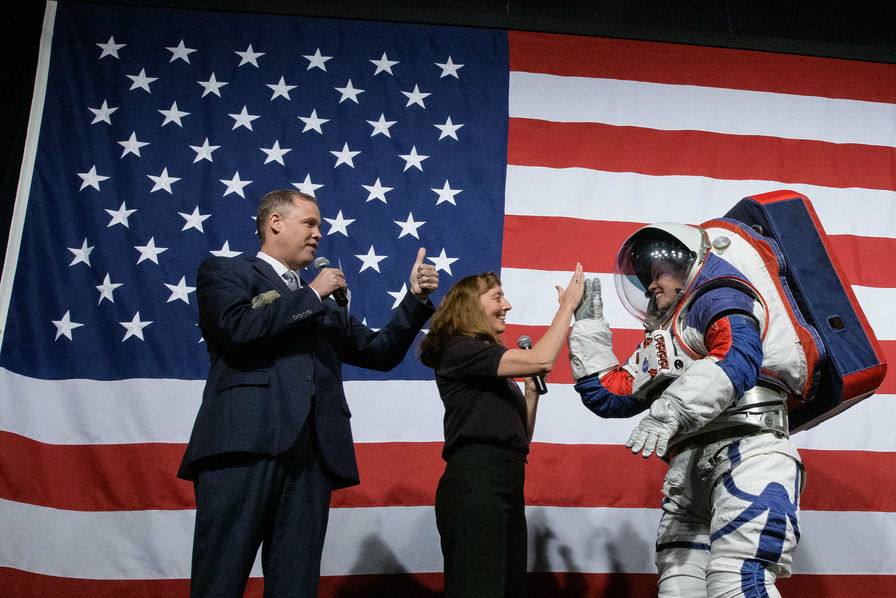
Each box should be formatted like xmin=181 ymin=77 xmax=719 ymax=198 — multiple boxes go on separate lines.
xmin=282 ymin=270 xmax=299 ymax=291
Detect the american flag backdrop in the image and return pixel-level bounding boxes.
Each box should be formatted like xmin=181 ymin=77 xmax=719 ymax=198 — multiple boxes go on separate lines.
xmin=1 ymin=1 xmax=895 ymax=596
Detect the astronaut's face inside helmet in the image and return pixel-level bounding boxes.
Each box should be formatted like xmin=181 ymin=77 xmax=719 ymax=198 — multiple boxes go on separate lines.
xmin=615 ymin=224 xmax=703 ymax=329
xmin=648 ymin=260 xmax=687 ymax=311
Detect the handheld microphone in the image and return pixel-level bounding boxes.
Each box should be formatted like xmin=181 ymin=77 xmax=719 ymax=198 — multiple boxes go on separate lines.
xmin=517 ymin=335 xmax=548 ymax=395
xmin=312 ymin=256 xmax=348 ymax=307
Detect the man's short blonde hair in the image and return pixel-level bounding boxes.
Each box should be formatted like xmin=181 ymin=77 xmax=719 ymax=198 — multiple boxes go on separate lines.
xmin=256 ymin=190 xmax=317 ymax=243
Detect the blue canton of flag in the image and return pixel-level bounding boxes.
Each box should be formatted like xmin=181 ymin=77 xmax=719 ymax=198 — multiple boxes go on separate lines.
xmin=0 ymin=2 xmax=509 ymax=381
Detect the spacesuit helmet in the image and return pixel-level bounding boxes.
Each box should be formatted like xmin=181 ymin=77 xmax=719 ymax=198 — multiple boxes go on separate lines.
xmin=614 ymin=222 xmax=709 ymax=327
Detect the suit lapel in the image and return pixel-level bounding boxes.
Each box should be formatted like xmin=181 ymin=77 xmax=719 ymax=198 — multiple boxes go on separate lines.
xmin=251 ymin=257 xmax=291 ymax=293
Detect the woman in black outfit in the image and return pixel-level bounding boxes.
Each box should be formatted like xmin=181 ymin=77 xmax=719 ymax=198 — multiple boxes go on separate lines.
xmin=419 ymin=265 xmax=584 ymax=597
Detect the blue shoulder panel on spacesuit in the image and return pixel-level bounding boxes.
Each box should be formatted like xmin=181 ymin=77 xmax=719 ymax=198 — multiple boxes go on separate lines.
xmin=684 ymin=254 xmax=756 ymax=334
xmin=710 ymin=314 xmax=763 ymax=396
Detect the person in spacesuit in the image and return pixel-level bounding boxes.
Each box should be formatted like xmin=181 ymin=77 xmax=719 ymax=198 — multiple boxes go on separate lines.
xmin=568 ymin=222 xmax=805 ymax=598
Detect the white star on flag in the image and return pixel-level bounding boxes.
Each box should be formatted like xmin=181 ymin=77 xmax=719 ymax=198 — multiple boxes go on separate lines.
xmin=118 ymin=132 xmax=148 ymax=158
xmin=211 ymin=242 xmax=242 ymax=258
xmin=432 ymin=180 xmax=462 ymax=205
xmin=370 ymin=52 xmax=399 ymax=75
xmin=303 ymin=48 xmax=332 ymax=71
xmin=190 ymin=138 xmax=220 ymax=162
xmin=362 ymin=178 xmax=393 ymax=203
xmin=335 ymin=79 xmax=365 ymax=104
xmin=159 ymin=102 xmax=189 ymax=127
xmin=229 ymin=106 xmax=260 ymax=130
xmin=387 ymin=283 xmax=409 ymax=309
xmin=401 ymin=84 xmax=430 ymax=108
xmin=331 ymin=143 xmax=361 ymax=168
xmin=260 ymin=140 xmax=292 ymax=165
xmin=267 ymin=76 xmax=296 ymax=100
xmin=126 ymin=69 xmax=157 ymax=92
xmin=166 ymin=39 xmax=196 ymax=63
xmin=299 ymin=109 xmax=328 ymax=134
xmin=220 ymin=171 xmax=253 ymax=197
xmin=325 ymin=210 xmax=355 ymax=236
xmin=435 ymin=116 xmax=463 ymax=140
xmin=96 ymin=36 xmax=125 ymax=59
xmin=179 ymin=206 xmax=211 ymax=232
xmin=394 ymin=213 xmax=424 ymax=238
xmin=429 ymin=248 xmax=459 ymax=274
xmin=293 ymin=174 xmax=323 ymax=195
xmin=120 ymin=312 xmax=152 ymax=341
xmin=368 ymin=114 xmax=397 ymax=137
xmin=96 ymin=274 xmax=122 ymax=304
xmin=165 ymin=276 xmax=197 ymax=303
xmin=135 ymin=237 xmax=168 ymax=264
xmin=356 ymin=246 xmax=387 ymax=273
xmin=436 ymin=56 xmax=464 ymax=78
xmin=52 ymin=311 xmax=84 ymax=341
xmin=198 ymin=73 xmax=228 ymax=97
xmin=399 ymin=146 xmax=429 ymax=171
xmin=77 ymin=166 xmax=109 ymax=191
xmin=148 ymin=168 xmax=180 ymax=194
xmin=68 ymin=239 xmax=93 ymax=267
xmin=235 ymin=44 xmax=265 ymax=67
xmin=105 ymin=201 xmax=137 ymax=228
xmin=88 ymin=100 xmax=117 ymax=125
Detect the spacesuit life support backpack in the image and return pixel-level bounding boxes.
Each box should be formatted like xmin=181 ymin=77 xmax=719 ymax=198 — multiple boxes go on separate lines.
xmin=689 ymin=190 xmax=885 ymax=432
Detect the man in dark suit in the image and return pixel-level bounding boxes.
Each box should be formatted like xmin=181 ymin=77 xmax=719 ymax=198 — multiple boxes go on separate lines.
xmin=178 ymin=189 xmax=439 ymax=597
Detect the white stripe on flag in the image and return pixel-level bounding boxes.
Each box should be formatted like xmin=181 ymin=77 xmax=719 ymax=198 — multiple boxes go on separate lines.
xmin=501 ymin=270 xmax=636 ymax=328
xmin=3 ymin=499 xmax=895 ymax=579
xmin=0 ymin=367 xmax=202 ymax=444
xmin=500 ymin=267 xmax=896 ymax=341
xmin=3 ymin=370 xmax=894 ymax=451
xmin=504 ymin=165 xmax=896 ymax=239
xmin=509 ymin=71 xmax=896 ymax=147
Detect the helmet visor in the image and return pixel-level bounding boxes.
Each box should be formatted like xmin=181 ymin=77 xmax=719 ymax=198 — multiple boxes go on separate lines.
xmin=614 ymin=232 xmax=694 ymax=326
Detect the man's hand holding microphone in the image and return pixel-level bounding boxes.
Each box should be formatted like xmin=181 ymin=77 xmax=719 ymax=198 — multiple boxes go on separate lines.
xmin=308 ymin=247 xmax=438 ymax=307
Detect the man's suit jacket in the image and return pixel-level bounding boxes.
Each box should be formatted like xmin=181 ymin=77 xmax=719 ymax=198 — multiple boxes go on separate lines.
xmin=178 ymin=255 xmax=434 ymax=489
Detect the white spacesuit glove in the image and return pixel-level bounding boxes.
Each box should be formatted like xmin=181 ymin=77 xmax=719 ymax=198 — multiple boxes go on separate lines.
xmin=568 ymin=278 xmax=618 ymax=380
xmin=574 ymin=277 xmax=603 ymax=321
xmin=625 ymin=396 xmax=681 ymax=459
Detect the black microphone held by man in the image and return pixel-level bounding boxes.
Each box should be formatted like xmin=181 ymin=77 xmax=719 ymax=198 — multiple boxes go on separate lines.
xmin=313 ymin=256 xmax=348 ymax=307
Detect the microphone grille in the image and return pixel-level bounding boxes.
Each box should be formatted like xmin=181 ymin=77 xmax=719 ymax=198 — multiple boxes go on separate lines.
xmin=517 ymin=335 xmax=532 ymax=349
xmin=313 ymin=256 xmax=330 ymax=270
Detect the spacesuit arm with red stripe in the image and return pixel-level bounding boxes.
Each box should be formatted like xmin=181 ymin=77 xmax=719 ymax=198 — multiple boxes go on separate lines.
xmin=575 ymin=366 xmax=650 ymax=418
xmin=569 ymin=278 xmax=651 ymax=417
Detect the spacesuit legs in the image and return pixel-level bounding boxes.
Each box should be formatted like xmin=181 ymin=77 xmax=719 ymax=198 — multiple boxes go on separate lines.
xmin=655 ymin=432 xmax=804 ymax=598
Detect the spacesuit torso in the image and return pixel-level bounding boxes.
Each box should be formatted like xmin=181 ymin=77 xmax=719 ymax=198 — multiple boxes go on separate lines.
xmin=620 ymin=250 xmax=790 ymax=444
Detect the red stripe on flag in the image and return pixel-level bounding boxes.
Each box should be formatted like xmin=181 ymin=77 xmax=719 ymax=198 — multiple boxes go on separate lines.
xmin=507 ymin=118 xmax=896 ymax=192
xmin=826 ymin=234 xmax=896 ymax=289
xmin=0 ymin=568 xmax=193 ymax=598
xmin=4 ymin=568 xmax=893 ymax=598
xmin=502 ymin=216 xmax=640 ymax=273
xmin=508 ymin=30 xmax=896 ymax=104
xmin=342 ymin=443 xmax=896 ymax=512
xmin=332 ymin=442 xmax=442 ymax=508
xmin=2 ymin=437 xmax=894 ymax=512
xmin=0 ymin=431 xmax=192 ymax=511
xmin=503 ymin=215 xmax=896 ymax=289
xmin=528 ymin=573 xmax=896 ymax=597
